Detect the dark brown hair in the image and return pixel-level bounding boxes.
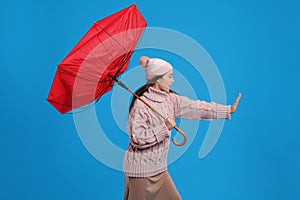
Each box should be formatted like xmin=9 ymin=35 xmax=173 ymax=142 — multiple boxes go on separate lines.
xmin=129 ymin=78 xmax=177 ymax=112
xmin=129 ymin=83 xmax=154 ymax=112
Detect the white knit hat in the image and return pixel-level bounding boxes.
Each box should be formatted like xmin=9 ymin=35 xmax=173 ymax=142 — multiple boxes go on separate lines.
xmin=139 ymin=56 xmax=173 ymax=81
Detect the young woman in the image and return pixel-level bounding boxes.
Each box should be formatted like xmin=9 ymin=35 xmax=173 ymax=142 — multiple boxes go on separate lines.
xmin=123 ymin=56 xmax=241 ymax=200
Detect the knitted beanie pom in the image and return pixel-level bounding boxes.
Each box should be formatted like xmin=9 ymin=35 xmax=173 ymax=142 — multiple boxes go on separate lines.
xmin=139 ymin=56 xmax=149 ymax=68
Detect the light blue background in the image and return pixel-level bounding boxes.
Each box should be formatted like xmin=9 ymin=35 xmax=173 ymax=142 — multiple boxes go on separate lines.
xmin=1 ymin=0 xmax=299 ymax=199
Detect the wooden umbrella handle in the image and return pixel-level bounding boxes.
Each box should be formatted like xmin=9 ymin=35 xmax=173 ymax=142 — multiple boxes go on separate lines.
xmin=172 ymin=125 xmax=187 ymax=146
xmin=109 ymin=74 xmax=188 ymax=146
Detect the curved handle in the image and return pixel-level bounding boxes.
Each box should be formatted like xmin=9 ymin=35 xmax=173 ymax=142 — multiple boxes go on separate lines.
xmin=172 ymin=125 xmax=187 ymax=146
xmin=109 ymin=76 xmax=188 ymax=147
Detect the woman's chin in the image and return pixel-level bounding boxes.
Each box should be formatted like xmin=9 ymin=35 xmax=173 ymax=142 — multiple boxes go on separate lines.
xmin=162 ymin=88 xmax=170 ymax=92
xmin=158 ymin=84 xmax=171 ymax=92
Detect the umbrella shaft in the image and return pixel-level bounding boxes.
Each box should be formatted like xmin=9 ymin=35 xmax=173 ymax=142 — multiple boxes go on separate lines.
xmin=109 ymin=74 xmax=187 ymax=146
xmin=117 ymin=79 xmax=166 ymax=120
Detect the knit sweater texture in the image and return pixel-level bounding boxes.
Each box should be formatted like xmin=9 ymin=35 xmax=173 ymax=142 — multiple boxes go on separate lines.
xmin=123 ymin=87 xmax=230 ymax=177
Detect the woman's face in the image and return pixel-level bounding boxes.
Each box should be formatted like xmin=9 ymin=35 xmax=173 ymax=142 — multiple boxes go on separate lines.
xmin=157 ymin=70 xmax=174 ymax=92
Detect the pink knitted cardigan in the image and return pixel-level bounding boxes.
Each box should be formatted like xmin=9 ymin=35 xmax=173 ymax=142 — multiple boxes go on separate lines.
xmin=123 ymin=87 xmax=230 ymax=177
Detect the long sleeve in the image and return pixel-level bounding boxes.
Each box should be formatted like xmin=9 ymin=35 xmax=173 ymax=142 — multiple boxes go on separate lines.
xmin=173 ymin=95 xmax=231 ymax=120
xmin=127 ymin=100 xmax=170 ymax=149
xmin=124 ymin=87 xmax=231 ymax=178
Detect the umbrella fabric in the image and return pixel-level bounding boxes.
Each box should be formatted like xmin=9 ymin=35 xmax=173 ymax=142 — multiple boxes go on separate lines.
xmin=47 ymin=4 xmax=147 ymax=114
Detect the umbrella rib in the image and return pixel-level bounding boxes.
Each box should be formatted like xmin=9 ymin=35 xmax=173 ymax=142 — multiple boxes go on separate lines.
xmin=94 ymin=54 xmax=128 ymax=101
xmin=94 ymin=22 xmax=127 ymax=52
xmin=135 ymin=7 xmax=138 ymax=40
xmin=58 ymin=65 xmax=103 ymax=83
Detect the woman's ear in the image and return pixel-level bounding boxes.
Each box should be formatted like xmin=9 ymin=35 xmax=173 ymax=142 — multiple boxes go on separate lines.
xmin=156 ymin=77 xmax=161 ymax=83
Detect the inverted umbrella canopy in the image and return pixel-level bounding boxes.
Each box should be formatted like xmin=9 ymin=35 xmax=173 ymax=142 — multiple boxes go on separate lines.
xmin=47 ymin=4 xmax=187 ymax=146
xmin=47 ymin=4 xmax=147 ymax=114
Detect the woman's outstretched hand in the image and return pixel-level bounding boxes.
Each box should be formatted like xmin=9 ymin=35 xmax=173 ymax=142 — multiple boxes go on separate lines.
xmin=230 ymin=93 xmax=242 ymax=114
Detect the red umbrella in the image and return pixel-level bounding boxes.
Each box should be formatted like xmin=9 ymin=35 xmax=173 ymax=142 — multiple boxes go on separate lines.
xmin=47 ymin=4 xmax=187 ymax=146
xmin=47 ymin=4 xmax=147 ymax=114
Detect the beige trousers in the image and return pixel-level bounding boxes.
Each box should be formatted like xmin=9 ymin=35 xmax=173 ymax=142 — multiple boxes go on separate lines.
xmin=124 ymin=171 xmax=182 ymax=200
